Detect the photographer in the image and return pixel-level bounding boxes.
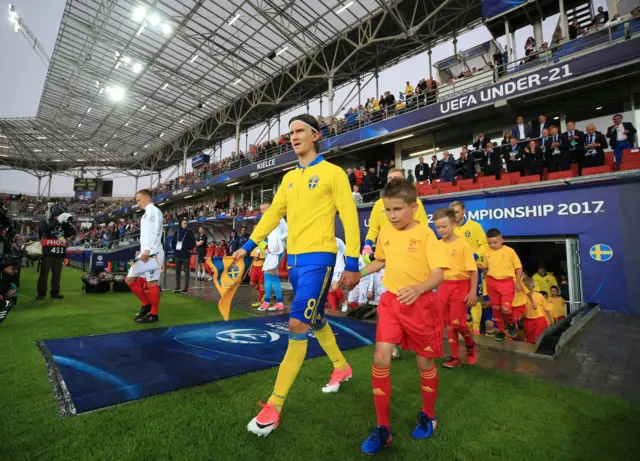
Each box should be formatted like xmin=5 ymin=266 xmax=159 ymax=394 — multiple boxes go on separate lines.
xmin=0 ymin=255 xmax=20 ymax=325
xmin=37 ymin=206 xmax=75 ymax=300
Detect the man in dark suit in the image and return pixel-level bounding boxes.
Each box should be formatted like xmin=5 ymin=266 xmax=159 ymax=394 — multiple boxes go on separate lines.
xmin=483 ymin=142 xmax=502 ymax=178
xmin=560 ymin=121 xmax=584 ymax=168
xmin=374 ymin=160 xmax=387 ymax=187
xmin=607 ymin=114 xmax=636 ymax=169
xmin=544 ymin=125 xmax=568 ymax=172
xmin=531 ymin=114 xmax=552 ymax=139
xmin=503 ymin=137 xmax=524 ymax=174
xmin=428 ymin=155 xmax=441 ymax=182
xmin=440 ymin=151 xmax=457 ymax=182
xmin=472 ymin=133 xmax=490 ymax=151
xmin=511 ymin=115 xmax=532 ymax=143
xmin=583 ymin=123 xmax=609 ymax=168
xmin=414 ymin=157 xmax=429 ymax=182
xmin=456 ymin=146 xmax=475 ymax=179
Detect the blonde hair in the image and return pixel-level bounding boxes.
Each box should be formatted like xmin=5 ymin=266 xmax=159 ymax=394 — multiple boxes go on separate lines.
xmin=387 ymin=167 xmax=405 ymax=178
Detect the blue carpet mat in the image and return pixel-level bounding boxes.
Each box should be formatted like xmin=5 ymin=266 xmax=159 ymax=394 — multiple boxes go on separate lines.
xmin=37 ymin=315 xmax=376 ymax=417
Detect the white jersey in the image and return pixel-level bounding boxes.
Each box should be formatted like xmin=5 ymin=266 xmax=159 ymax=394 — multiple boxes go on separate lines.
xmin=332 ymin=237 xmax=346 ymax=283
xmin=139 ymin=203 xmax=164 ymax=255
xmin=371 ymin=269 xmax=387 ymax=304
xmin=348 ymin=256 xmax=373 ymax=304
xmin=263 ymin=218 xmax=288 ymax=271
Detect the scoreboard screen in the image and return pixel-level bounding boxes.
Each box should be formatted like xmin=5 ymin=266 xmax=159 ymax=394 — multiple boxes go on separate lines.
xmin=74 ymin=178 xmax=98 ymax=191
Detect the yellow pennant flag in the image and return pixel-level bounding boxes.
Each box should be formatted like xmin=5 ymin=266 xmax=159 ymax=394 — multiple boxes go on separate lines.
xmin=207 ymin=256 xmax=249 ymax=321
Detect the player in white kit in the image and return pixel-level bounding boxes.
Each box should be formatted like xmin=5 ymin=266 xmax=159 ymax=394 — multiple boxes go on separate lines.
xmin=347 ymin=256 xmax=373 ymax=309
xmin=327 ymin=237 xmax=348 ymax=311
xmin=125 ymin=189 xmax=165 ymax=323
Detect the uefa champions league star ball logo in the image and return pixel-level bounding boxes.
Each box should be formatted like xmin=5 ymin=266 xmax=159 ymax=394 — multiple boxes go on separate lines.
xmin=216 ymin=329 xmax=281 ymax=344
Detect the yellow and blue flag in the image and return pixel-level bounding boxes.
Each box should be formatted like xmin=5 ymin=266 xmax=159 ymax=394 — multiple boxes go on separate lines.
xmin=207 ymin=256 xmax=250 ymax=321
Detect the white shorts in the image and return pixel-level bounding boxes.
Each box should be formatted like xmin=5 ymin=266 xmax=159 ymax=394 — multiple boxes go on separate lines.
xmin=127 ymin=252 xmax=164 ymax=283
xmin=332 ymin=258 xmax=345 ymax=284
xmin=348 ymin=276 xmax=370 ymax=303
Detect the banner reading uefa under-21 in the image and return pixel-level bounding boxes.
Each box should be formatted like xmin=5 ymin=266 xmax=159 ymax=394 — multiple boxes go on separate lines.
xmin=342 ymin=181 xmax=640 ymax=316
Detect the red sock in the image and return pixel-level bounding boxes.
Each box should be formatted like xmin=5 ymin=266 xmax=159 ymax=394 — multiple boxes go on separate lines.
xmin=492 ymin=306 xmax=505 ymax=332
xmin=502 ymin=306 xmax=514 ymax=325
xmin=372 ymin=365 xmax=391 ymax=428
xmin=420 ymin=366 xmax=438 ymax=418
xmin=257 ymin=288 xmax=264 ymax=302
xmin=327 ymin=291 xmax=338 ymax=310
xmin=129 ymin=278 xmax=150 ymax=306
xmin=447 ymin=327 xmax=459 ymax=359
xmin=349 ymin=301 xmax=359 ymax=309
xmin=335 ymin=289 xmax=345 ymax=305
xmin=458 ymin=324 xmax=475 ymax=347
xmin=147 ymin=285 xmax=161 ymax=315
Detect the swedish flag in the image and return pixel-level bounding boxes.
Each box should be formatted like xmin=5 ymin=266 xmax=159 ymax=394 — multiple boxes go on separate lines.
xmin=590 ymin=244 xmax=613 ymax=262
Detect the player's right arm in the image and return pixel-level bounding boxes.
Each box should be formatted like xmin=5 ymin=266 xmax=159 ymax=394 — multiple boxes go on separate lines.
xmin=472 ymin=220 xmax=488 ymax=260
xmin=235 ymin=177 xmax=288 ymax=260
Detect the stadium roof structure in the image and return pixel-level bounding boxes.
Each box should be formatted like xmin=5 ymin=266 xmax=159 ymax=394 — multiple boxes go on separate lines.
xmin=0 ymin=0 xmax=482 ymax=175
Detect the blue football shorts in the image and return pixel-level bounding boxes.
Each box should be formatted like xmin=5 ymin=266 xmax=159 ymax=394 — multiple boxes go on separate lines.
xmin=289 ymin=264 xmax=334 ymax=327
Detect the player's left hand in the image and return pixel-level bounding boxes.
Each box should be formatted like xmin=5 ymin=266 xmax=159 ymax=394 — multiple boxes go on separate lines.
xmin=397 ymin=285 xmax=423 ymax=305
xmin=464 ymin=291 xmax=477 ymax=308
xmin=339 ymin=271 xmax=360 ymax=290
xmin=515 ymin=282 xmax=522 ymax=293
xmin=140 ymin=250 xmax=151 ymax=263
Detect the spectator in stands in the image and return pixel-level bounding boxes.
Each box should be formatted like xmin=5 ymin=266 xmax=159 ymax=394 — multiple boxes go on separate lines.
xmin=428 ymin=155 xmax=441 ymax=182
xmin=406 ymin=168 xmax=415 ymax=183
xmin=440 ymin=152 xmax=456 ymax=182
xmin=171 ymin=219 xmax=196 ymax=293
xmin=593 ymin=6 xmax=609 ymax=25
xmin=374 ymin=160 xmax=387 ymax=188
xmin=352 ymin=185 xmax=362 ymax=205
xmin=532 ymin=114 xmax=551 ymax=139
xmin=415 ymin=157 xmax=429 ymax=182
xmin=239 ymin=226 xmax=250 ymax=248
xmin=501 ymin=132 xmax=512 ymax=145
xmin=346 ymin=168 xmax=355 ymax=189
xmin=524 ymin=37 xmax=535 ymax=55
xmin=228 ymin=229 xmax=241 ymax=255
xmin=457 ymin=146 xmax=475 ymax=180
xmin=569 ymin=20 xmax=580 ymax=40
xmin=360 ymin=170 xmax=372 ymax=198
xmin=354 ymin=166 xmax=364 ymax=186
xmin=561 ymin=121 xmax=585 ymax=167
xmin=523 ymin=139 xmax=545 ymax=176
xmin=383 ymin=91 xmax=395 ymax=111
xmin=540 ymin=127 xmax=550 ymax=148
xmin=504 ymin=137 xmax=524 ymax=174
xmin=511 ymin=115 xmax=532 ymax=142
xmin=545 ymin=125 xmax=569 ymax=172
xmin=583 ymin=123 xmax=608 ymax=168
xmin=607 ymin=114 xmax=636 ymax=169
xmin=404 ymin=81 xmax=414 ymax=98
xmin=473 ymin=133 xmax=490 ymax=151
xmin=632 ymin=7 xmax=640 ymax=18
xmin=483 ymin=141 xmax=502 ymax=178
xmin=215 ymin=240 xmax=228 ymax=257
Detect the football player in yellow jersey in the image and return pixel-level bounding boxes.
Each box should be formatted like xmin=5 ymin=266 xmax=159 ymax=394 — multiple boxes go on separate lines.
xmin=533 ymin=264 xmax=559 ymax=294
xmin=362 ymin=168 xmax=431 ymax=257
xmin=233 ymin=114 xmax=361 ymax=437
xmin=450 ymin=200 xmax=488 ymax=335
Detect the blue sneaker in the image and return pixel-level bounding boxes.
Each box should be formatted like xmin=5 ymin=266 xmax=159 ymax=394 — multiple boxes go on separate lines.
xmin=411 ymin=411 xmax=437 ymax=439
xmin=361 ymin=425 xmax=392 ymax=455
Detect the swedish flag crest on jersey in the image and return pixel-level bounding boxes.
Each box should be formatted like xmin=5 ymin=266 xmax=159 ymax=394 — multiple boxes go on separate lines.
xmin=308 ymin=174 xmax=320 ymax=190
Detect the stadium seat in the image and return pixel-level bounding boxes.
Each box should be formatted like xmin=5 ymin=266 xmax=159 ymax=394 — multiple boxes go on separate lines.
xmin=548 ymin=170 xmax=575 ymax=180
xmin=438 ymin=185 xmax=461 ymax=194
xmin=477 ymin=176 xmax=498 ymax=185
xmin=516 ymin=175 xmax=541 ymax=185
xmin=581 ymin=165 xmax=612 ymax=176
xmin=570 ymin=163 xmax=579 ymax=176
xmin=460 ymin=183 xmax=483 ymax=191
xmin=501 ymin=172 xmax=521 ymax=185
xmin=620 ymin=161 xmax=640 ymax=171
xmin=605 ymin=151 xmax=615 ymax=168
xmin=455 ymin=178 xmax=474 ymax=187
xmin=415 ymin=182 xmax=431 ymax=196
xmin=621 ymin=148 xmax=640 ymax=164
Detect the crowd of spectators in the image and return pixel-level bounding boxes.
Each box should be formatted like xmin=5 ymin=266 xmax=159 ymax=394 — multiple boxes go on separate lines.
xmin=71 ymin=219 xmax=140 ymax=248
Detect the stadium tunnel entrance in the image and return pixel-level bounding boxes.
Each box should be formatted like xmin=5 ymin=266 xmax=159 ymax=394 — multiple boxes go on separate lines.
xmin=504 ymin=237 xmax=583 ymax=315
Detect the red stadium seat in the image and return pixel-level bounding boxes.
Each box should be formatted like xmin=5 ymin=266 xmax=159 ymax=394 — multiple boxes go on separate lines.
xmin=455 ymin=178 xmax=474 ymax=187
xmin=621 ymin=148 xmax=640 ymax=164
xmin=460 ymin=184 xmax=483 ymax=191
xmin=547 ymin=170 xmax=575 ymax=180
xmin=620 ymin=161 xmax=640 ymax=171
xmin=570 ymin=163 xmax=579 ymax=176
xmin=415 ymin=182 xmax=431 ymax=196
xmin=438 ymin=186 xmax=461 ymax=194
xmin=501 ymin=172 xmax=521 ymax=185
xmin=480 ymin=180 xmax=502 ymax=189
xmin=604 ymin=151 xmax=615 ymax=168
xmin=421 ymin=188 xmax=439 ymax=196
xmin=581 ymin=165 xmax=612 ymax=176
xmin=516 ymin=175 xmax=541 ymax=185
xmin=477 ymin=176 xmax=498 ymax=185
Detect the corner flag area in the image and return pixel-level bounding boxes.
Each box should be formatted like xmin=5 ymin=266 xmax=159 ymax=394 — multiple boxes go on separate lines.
xmin=1 ymin=267 xmax=638 ymax=460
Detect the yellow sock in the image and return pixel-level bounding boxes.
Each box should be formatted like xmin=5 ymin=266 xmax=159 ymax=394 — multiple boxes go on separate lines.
xmin=471 ymin=302 xmax=482 ymax=332
xmin=314 ymin=322 xmax=347 ymax=369
xmin=268 ymin=335 xmax=308 ymax=408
